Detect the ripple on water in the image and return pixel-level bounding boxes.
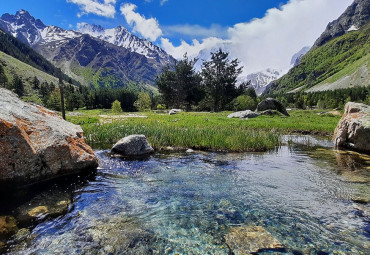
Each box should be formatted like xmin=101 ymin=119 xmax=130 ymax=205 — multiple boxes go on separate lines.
xmin=1 ymin=142 xmax=370 ymax=254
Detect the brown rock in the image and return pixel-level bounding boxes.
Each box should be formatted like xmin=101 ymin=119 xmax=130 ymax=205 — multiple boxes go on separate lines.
xmin=0 ymin=216 xmax=18 ymax=239
xmin=333 ymin=102 xmax=370 ymax=153
xmin=0 ymin=88 xmax=98 ymax=186
xmin=225 ymin=225 xmax=283 ymax=255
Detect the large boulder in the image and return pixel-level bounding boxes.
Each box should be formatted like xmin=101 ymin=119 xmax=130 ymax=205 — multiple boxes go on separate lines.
xmin=333 ymin=102 xmax=370 ymax=153
xmin=0 ymin=88 xmax=98 ymax=186
xmin=256 ymin=98 xmax=290 ymax=116
xmin=228 ymin=110 xmax=260 ymax=119
xmin=111 ymin=135 xmax=154 ymax=156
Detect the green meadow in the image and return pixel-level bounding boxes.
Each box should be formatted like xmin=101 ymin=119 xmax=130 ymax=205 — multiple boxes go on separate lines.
xmin=68 ymin=110 xmax=341 ymax=152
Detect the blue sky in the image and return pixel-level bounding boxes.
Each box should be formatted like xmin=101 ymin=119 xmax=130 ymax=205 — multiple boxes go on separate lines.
xmin=0 ymin=0 xmax=290 ymax=44
xmin=0 ymin=0 xmax=353 ymax=74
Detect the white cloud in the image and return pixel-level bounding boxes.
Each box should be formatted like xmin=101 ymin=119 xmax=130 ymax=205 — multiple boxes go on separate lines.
xmin=120 ymin=3 xmax=162 ymax=41
xmin=160 ymin=0 xmax=169 ymax=6
xmin=160 ymin=0 xmax=353 ymax=74
xmin=161 ymin=37 xmax=227 ymax=59
xmin=67 ymin=0 xmax=116 ymax=18
xmin=163 ymin=24 xmax=228 ymax=39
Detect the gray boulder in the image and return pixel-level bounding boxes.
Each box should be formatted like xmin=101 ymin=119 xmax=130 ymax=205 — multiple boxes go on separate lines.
xmin=259 ymin=110 xmax=282 ymax=116
xmin=0 ymin=88 xmax=98 ymax=186
xmin=169 ymin=109 xmax=182 ymax=115
xmin=228 ymin=110 xmax=260 ymax=119
xmin=333 ymin=102 xmax=370 ymax=153
xmin=111 ymin=135 xmax=154 ymax=156
xmin=256 ymin=98 xmax=290 ymax=116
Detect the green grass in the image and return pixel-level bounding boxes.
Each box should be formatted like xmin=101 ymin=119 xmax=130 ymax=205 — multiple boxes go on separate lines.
xmin=68 ymin=110 xmax=340 ymax=152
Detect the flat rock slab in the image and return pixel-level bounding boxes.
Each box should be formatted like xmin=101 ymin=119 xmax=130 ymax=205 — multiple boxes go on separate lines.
xmin=228 ymin=110 xmax=260 ymax=119
xmin=0 ymin=88 xmax=98 ymax=186
xmin=333 ymin=102 xmax=370 ymax=154
xmin=225 ymin=226 xmax=283 ymax=255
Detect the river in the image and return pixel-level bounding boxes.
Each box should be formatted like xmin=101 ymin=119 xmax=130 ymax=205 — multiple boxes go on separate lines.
xmin=1 ymin=136 xmax=369 ymax=254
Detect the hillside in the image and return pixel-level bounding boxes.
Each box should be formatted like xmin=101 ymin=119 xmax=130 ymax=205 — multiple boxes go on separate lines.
xmin=0 ymin=50 xmax=65 ymax=89
xmin=265 ymin=22 xmax=369 ymax=95
xmin=0 ymin=29 xmax=78 ymax=85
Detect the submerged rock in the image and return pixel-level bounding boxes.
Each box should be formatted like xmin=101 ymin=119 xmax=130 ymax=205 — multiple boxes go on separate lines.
xmin=256 ymin=98 xmax=290 ymax=117
xmin=0 ymin=216 xmax=18 ymax=239
xmin=225 ymin=225 xmax=283 ymax=255
xmin=333 ymin=102 xmax=370 ymax=154
xmin=227 ymin=110 xmax=260 ymax=119
xmin=0 ymin=88 xmax=98 ymax=186
xmin=111 ymin=135 xmax=154 ymax=156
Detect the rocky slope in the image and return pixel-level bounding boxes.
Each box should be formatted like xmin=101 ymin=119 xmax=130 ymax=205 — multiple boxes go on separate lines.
xmin=0 ymin=10 xmax=174 ymax=87
xmin=314 ymin=0 xmax=370 ymax=47
xmin=264 ymin=0 xmax=370 ymax=95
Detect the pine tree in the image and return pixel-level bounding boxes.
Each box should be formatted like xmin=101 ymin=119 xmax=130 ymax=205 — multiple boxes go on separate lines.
xmin=32 ymin=76 xmax=40 ymax=90
xmin=156 ymin=54 xmax=203 ymax=109
xmin=13 ymin=75 xmax=24 ymax=97
xmin=201 ymin=49 xmax=242 ymax=111
xmin=0 ymin=64 xmax=8 ymax=88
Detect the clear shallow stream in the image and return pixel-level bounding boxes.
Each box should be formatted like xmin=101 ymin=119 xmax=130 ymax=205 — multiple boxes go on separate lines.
xmin=1 ymin=136 xmax=370 ymax=254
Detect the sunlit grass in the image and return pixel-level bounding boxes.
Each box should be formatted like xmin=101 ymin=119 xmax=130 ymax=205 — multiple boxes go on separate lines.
xmin=68 ymin=110 xmax=340 ymax=152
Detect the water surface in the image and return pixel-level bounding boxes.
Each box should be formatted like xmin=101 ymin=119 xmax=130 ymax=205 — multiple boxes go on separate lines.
xmin=2 ymin=137 xmax=370 ymax=254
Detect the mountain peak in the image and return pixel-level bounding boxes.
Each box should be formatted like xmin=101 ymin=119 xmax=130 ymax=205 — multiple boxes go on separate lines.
xmin=16 ymin=9 xmax=31 ymax=17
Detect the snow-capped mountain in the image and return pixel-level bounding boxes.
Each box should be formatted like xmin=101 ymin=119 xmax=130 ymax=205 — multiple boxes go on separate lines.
xmin=0 ymin=10 xmax=46 ymax=46
xmin=238 ymin=69 xmax=282 ymax=95
xmin=0 ymin=10 xmax=175 ymax=86
xmin=290 ymin=46 xmax=310 ymax=67
xmin=77 ymin=23 xmax=172 ymax=65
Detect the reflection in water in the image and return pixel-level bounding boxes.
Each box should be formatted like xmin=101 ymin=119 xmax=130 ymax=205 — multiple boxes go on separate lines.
xmin=0 ymin=138 xmax=369 ymax=254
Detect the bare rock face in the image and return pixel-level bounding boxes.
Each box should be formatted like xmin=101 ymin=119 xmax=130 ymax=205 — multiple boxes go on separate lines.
xmin=0 ymin=88 xmax=98 ymax=186
xmin=225 ymin=226 xmax=283 ymax=255
xmin=111 ymin=135 xmax=154 ymax=156
xmin=333 ymin=102 xmax=370 ymax=153
xmin=256 ymin=98 xmax=290 ymax=117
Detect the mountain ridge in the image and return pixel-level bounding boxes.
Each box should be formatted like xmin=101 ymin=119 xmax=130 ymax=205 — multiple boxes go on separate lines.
xmin=0 ymin=10 xmax=175 ymax=88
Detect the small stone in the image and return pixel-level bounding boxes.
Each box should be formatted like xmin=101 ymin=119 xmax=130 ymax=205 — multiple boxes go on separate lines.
xmin=186 ymin=149 xmax=194 ymax=153
xmin=14 ymin=228 xmax=30 ymax=242
xmin=28 ymin=206 xmax=48 ymax=217
xmin=169 ymin=109 xmax=182 ymax=115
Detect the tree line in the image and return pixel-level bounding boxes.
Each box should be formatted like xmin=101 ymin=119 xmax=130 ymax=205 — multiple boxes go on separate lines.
xmin=1 ymin=48 xmax=368 ymax=113
xmin=156 ymin=49 xmax=255 ymax=112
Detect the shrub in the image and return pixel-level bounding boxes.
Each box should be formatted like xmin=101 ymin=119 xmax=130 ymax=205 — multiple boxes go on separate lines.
xmin=112 ymin=100 xmax=123 ymax=113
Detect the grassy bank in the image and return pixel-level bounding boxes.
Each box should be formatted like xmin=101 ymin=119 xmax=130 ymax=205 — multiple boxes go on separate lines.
xmin=68 ymin=110 xmax=341 ymax=152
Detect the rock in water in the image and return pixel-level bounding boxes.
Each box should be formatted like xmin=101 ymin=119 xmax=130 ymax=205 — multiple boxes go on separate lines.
xmin=0 ymin=216 xmax=18 ymax=239
xmin=333 ymin=102 xmax=370 ymax=153
xmin=256 ymin=98 xmax=290 ymax=117
xmin=111 ymin=135 xmax=154 ymax=156
xmin=0 ymin=88 xmax=98 ymax=186
xmin=225 ymin=226 xmax=283 ymax=255
xmin=227 ymin=110 xmax=260 ymax=119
